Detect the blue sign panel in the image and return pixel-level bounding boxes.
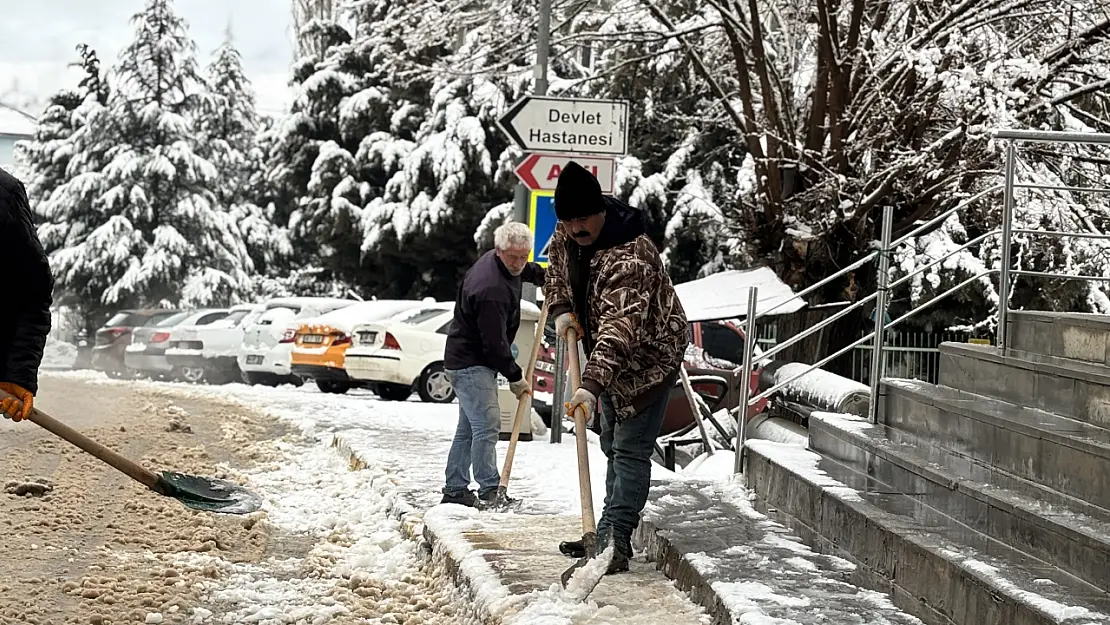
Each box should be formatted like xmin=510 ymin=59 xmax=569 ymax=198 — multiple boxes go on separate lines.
xmin=529 ymin=189 xmax=557 ymax=267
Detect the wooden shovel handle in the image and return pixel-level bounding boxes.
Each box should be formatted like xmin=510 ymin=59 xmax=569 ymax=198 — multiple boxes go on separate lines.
xmin=499 ymin=299 xmax=551 ymax=488
xmin=564 ymin=327 xmax=597 ymax=536
xmin=1 ymin=389 xmax=161 ymax=491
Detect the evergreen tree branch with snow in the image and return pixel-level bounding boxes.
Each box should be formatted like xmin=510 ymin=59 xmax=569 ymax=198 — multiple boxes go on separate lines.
xmin=36 ymin=0 xmax=257 ymax=324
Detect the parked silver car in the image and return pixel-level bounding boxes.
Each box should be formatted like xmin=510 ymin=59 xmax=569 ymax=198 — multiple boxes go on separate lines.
xmin=124 ymin=309 xmax=230 ymax=379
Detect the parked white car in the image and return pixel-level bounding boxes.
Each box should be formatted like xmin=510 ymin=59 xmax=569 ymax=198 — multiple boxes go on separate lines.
xmin=124 ymin=308 xmax=230 ymax=379
xmin=164 ymin=303 xmax=265 ymax=384
xmin=288 ymin=299 xmax=429 ymax=394
xmin=344 ymin=303 xmax=456 ymax=403
xmin=237 ymin=297 xmax=357 ymax=386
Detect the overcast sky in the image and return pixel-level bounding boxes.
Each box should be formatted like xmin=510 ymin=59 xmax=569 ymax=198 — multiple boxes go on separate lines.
xmin=0 ymin=0 xmax=295 ymax=115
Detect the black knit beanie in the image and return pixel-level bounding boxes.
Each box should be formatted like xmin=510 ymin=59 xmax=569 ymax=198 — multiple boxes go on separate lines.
xmin=554 ymin=161 xmax=606 ymax=221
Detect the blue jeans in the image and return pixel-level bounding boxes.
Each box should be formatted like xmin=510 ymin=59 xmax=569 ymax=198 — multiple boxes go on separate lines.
xmin=443 ymin=366 xmax=502 ymax=497
xmin=596 ymin=390 xmax=669 ymax=540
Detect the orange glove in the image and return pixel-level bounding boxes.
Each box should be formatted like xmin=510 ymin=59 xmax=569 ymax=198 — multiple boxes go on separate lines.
xmin=0 ymin=382 xmax=33 ymax=422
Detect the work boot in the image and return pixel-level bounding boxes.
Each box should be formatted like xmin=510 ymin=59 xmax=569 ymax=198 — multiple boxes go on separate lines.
xmin=597 ymin=530 xmax=632 ymax=575
xmin=559 ymin=539 xmax=587 ymax=559
xmin=440 ymin=490 xmax=478 ymax=508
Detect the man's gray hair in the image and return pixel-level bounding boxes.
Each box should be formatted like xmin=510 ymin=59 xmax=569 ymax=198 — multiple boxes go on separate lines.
xmin=494 ymin=221 xmax=534 ymax=251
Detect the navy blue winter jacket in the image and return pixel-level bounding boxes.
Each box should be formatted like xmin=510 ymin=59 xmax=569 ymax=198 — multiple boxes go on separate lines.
xmin=0 ymin=167 xmax=54 ymax=395
xmin=444 ymin=250 xmax=545 ymax=382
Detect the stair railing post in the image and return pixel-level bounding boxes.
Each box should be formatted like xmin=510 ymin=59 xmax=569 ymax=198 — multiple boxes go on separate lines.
xmin=868 ymin=206 xmax=895 ymax=425
xmin=734 ymin=286 xmax=759 ymax=474
xmin=997 ymin=140 xmax=1017 ymax=351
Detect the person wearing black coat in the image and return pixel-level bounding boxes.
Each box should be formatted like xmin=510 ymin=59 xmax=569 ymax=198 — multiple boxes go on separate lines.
xmin=440 ymin=221 xmax=545 ymax=508
xmin=0 ymin=167 xmax=54 ymax=422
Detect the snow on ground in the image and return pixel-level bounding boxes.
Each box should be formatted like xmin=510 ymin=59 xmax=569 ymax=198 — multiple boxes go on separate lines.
xmin=173 ymin=436 xmax=480 ymax=624
xmin=108 ymin=376 xmax=701 ymax=623
xmin=40 ymin=371 xmax=920 ymax=624
xmin=41 ymin=336 xmax=78 ymax=369
xmin=43 ymin=372 xmax=483 ymax=624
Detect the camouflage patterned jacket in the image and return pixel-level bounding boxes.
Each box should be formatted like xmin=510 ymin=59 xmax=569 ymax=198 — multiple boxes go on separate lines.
xmin=546 ymin=198 xmax=688 ymax=421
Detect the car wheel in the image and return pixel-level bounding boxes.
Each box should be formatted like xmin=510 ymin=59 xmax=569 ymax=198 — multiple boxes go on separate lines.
xmin=377 ymin=383 xmax=413 ymax=402
xmin=316 ymin=380 xmax=351 ymax=394
xmin=418 ymin=363 xmax=455 ymax=403
xmin=179 ymin=366 xmax=206 ymax=384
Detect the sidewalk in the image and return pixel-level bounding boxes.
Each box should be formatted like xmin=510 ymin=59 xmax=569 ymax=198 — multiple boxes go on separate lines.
xmin=312 ymin=393 xmax=924 ymax=624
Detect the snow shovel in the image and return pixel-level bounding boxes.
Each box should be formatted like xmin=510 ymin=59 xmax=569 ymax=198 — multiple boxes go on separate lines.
xmin=558 ymin=326 xmax=611 ymax=599
xmin=2 ymin=389 xmax=262 ymax=515
xmin=489 ymin=298 xmax=551 ymax=510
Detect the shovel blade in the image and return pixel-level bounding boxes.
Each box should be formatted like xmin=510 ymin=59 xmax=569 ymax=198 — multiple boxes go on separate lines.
xmin=560 ymin=537 xmax=612 ymax=602
xmin=157 ymin=471 xmax=263 ymax=515
xmin=479 ymin=486 xmax=521 ymax=512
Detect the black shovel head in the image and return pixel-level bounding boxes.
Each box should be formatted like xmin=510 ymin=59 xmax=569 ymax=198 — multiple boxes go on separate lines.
xmin=559 ymin=531 xmax=598 ymax=587
xmin=560 ymin=532 xmax=612 ymax=601
xmin=156 ymin=471 xmax=263 ymax=515
xmin=481 ymin=486 xmax=522 ymax=512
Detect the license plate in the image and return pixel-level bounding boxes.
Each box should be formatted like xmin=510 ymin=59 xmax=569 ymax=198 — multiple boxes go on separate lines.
xmin=536 ymin=361 xmax=555 ymax=373
xmin=358 ymin=332 xmax=377 ymax=345
xmin=246 ymin=355 xmax=264 ymax=365
xmin=302 ymin=334 xmax=324 ymax=344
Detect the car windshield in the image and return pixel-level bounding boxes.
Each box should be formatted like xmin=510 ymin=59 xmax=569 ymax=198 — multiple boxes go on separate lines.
xmin=397 ymin=308 xmax=449 ymax=325
xmin=210 ymin=309 xmax=252 ymax=327
xmin=105 ymin=312 xmax=143 ymax=327
xmin=156 ymin=311 xmax=192 ymax=327
xmin=257 ymin=306 xmax=298 ymax=325
xmin=699 ymin=322 xmax=745 ymax=367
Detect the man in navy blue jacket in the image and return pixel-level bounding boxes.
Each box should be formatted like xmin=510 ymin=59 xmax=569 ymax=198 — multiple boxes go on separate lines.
xmin=441 ymin=221 xmax=546 ymax=507
xmin=0 ymin=167 xmax=54 ymax=422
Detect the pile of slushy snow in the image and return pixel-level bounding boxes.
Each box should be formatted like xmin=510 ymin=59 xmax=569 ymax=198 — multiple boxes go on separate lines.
xmin=41 ymin=337 xmax=77 ymax=369
xmin=169 ymin=437 xmax=481 ymax=624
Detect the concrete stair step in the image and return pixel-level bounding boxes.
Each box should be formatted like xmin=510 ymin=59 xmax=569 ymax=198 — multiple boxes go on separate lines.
xmin=1009 ymin=310 xmax=1110 ymax=365
xmin=939 ymin=342 xmax=1110 ymax=429
xmin=637 ymin=480 xmax=924 ymax=625
xmin=882 ymin=378 xmax=1110 ymax=510
xmin=745 ymin=437 xmax=1110 ymax=625
xmin=809 ymin=410 xmax=1110 ymax=592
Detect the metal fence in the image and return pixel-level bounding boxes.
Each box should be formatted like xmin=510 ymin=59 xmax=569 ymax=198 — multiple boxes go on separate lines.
xmin=755 ymin=322 xmax=778 ymax=351
xmin=848 ymin=330 xmax=971 ymax=384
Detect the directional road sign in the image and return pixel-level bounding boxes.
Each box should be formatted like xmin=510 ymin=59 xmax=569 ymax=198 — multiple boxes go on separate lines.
xmin=514 ymin=153 xmax=616 ymax=194
xmin=498 ymin=96 xmax=629 ymax=156
xmin=528 ymin=190 xmax=557 ymax=267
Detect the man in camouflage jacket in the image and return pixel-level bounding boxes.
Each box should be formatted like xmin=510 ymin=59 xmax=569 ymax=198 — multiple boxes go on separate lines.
xmin=546 ymin=161 xmax=688 ymax=574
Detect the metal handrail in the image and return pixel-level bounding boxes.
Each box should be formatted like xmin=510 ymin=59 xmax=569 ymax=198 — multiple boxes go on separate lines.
xmin=713 ymin=128 xmax=1110 ymax=474
xmin=1014 ymin=183 xmax=1110 ymax=195
xmin=993 ymin=129 xmax=1110 ymax=144
xmin=756 ymin=185 xmax=1004 ymax=324
xmin=750 ymin=330 xmax=879 ymax=405
xmin=757 ymin=251 xmax=879 ymax=319
xmin=752 ymin=226 xmax=1001 ymax=381
xmin=749 ymin=270 xmax=1001 ymax=407
xmin=1011 ymin=270 xmax=1110 ymax=282
xmin=886 ymin=230 xmax=999 ymax=292
xmin=1011 ymin=229 xmax=1110 ymax=241
xmin=885 ymin=270 xmax=998 ymax=330
xmin=756 ymin=291 xmax=879 ymax=363
xmin=890 ymin=185 xmax=1004 ymax=249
